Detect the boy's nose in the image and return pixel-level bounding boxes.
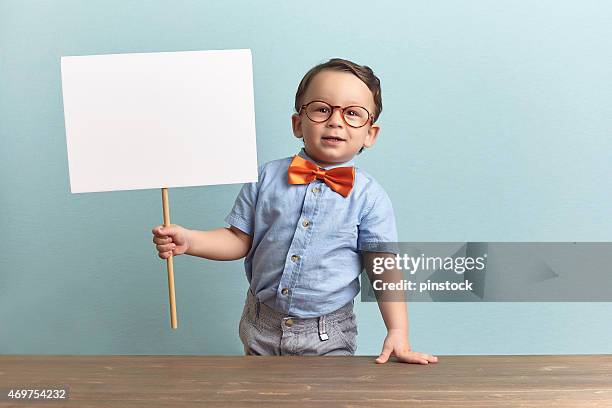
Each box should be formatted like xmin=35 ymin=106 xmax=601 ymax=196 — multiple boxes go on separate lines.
xmin=327 ymin=108 xmax=344 ymax=127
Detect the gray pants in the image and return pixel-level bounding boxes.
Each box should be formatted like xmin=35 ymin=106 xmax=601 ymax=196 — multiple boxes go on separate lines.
xmin=239 ymin=288 xmax=358 ymax=356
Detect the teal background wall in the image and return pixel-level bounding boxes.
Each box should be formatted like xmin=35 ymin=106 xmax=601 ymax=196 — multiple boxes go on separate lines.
xmin=1 ymin=0 xmax=611 ymax=355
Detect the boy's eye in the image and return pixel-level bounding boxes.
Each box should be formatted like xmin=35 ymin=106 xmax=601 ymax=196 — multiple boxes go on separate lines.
xmin=318 ymin=107 xmax=329 ymax=113
xmin=346 ymin=109 xmax=366 ymax=118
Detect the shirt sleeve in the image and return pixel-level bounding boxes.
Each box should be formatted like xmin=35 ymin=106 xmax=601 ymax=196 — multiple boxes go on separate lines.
xmin=224 ymin=167 xmax=261 ymax=236
xmin=357 ymin=185 xmax=399 ymax=253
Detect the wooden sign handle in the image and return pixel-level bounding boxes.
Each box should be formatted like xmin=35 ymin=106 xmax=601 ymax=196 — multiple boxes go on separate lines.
xmin=162 ymin=187 xmax=178 ymax=329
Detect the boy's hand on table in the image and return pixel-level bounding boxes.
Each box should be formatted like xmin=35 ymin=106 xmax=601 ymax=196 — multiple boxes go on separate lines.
xmin=152 ymin=224 xmax=191 ymax=259
xmin=375 ymin=329 xmax=439 ymax=365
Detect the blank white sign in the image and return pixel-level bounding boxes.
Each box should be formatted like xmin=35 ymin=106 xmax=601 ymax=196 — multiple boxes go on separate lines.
xmin=61 ymin=49 xmax=258 ymax=193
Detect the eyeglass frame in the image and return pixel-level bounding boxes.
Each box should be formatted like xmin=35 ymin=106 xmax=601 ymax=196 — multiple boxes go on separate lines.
xmin=298 ymin=100 xmax=374 ymax=129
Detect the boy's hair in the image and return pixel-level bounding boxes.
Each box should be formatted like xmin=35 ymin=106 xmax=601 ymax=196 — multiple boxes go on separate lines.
xmin=294 ymin=58 xmax=383 ymax=123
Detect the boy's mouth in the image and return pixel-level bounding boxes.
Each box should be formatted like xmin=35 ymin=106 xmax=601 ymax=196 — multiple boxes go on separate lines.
xmin=321 ymin=136 xmax=346 ymax=143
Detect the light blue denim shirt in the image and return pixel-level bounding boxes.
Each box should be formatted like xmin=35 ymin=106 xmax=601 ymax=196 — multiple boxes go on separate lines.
xmin=225 ymin=148 xmax=398 ymax=318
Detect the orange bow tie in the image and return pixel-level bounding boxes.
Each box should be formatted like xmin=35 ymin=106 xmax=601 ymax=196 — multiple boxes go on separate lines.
xmin=287 ymin=155 xmax=355 ymax=198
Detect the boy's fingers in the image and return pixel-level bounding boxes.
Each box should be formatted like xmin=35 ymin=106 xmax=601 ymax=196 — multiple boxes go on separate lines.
xmin=153 ymin=225 xmax=173 ymax=234
xmin=153 ymin=225 xmax=178 ymax=239
xmin=158 ymin=251 xmax=172 ymax=259
xmin=157 ymin=244 xmax=175 ymax=252
xmin=375 ymin=354 xmax=389 ymax=364
xmin=375 ymin=345 xmax=394 ymax=364
xmin=402 ymin=352 xmax=437 ymax=364
xmin=418 ymin=353 xmax=438 ymax=362
xmin=400 ymin=354 xmax=428 ymax=365
xmin=153 ymin=236 xmax=172 ymax=244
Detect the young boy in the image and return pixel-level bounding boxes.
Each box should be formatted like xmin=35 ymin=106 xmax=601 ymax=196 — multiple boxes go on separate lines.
xmin=152 ymin=58 xmax=438 ymax=364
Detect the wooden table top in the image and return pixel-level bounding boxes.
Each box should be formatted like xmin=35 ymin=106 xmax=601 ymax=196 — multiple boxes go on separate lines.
xmin=1 ymin=355 xmax=611 ymax=407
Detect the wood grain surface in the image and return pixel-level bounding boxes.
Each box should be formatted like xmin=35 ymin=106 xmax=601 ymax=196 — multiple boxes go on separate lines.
xmin=1 ymin=355 xmax=611 ymax=407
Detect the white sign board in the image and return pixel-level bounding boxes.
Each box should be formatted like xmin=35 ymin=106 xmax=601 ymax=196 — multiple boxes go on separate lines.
xmin=61 ymin=49 xmax=258 ymax=193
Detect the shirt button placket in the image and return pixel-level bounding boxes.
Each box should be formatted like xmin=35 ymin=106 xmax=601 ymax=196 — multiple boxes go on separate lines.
xmin=280 ymin=180 xmax=320 ymax=315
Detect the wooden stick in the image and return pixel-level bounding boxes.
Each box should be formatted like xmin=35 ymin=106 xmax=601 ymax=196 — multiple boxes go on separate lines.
xmin=161 ymin=187 xmax=178 ymax=329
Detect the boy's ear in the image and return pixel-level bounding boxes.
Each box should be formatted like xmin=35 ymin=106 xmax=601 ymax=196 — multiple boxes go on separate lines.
xmin=363 ymin=123 xmax=381 ymax=148
xmin=291 ymin=113 xmax=303 ymax=139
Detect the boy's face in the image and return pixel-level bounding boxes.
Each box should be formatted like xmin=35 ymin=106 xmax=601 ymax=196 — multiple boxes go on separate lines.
xmin=291 ymin=70 xmax=380 ymax=167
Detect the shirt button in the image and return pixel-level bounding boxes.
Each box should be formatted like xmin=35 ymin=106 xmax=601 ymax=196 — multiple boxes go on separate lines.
xmin=281 ymin=288 xmax=289 ymax=296
xmin=291 ymin=255 xmax=300 ymax=262
xmin=302 ymin=219 xmax=310 ymax=228
xmin=285 ymin=318 xmax=294 ymax=327
xmin=311 ymin=186 xmax=320 ymax=193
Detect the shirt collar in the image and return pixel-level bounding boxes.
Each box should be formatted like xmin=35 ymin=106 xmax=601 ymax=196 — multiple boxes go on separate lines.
xmin=297 ymin=148 xmax=356 ymax=170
